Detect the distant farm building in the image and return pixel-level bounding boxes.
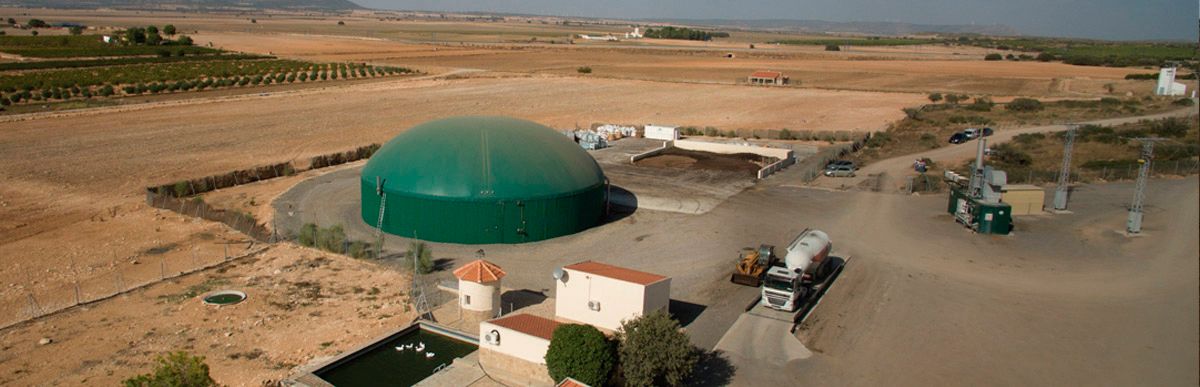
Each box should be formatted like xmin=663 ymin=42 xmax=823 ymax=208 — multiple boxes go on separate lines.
xmin=644 ymin=124 xmax=679 ymax=141
xmin=1155 ymin=67 xmax=1188 ymax=96
xmin=748 ymin=71 xmax=788 ymax=86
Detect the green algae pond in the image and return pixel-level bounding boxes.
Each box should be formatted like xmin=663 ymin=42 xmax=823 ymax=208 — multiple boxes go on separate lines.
xmin=315 ymin=325 xmax=477 ymax=386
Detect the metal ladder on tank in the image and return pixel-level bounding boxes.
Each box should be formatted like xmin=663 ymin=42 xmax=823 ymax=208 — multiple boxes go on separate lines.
xmin=374 ymin=177 xmax=387 ymax=260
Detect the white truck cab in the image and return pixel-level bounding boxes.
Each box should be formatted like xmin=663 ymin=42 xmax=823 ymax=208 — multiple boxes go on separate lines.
xmin=761 ymin=229 xmax=831 ymax=312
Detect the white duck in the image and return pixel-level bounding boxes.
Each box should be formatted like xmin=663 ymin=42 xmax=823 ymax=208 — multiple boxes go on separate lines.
xmin=394 ymin=346 xmax=404 ymax=351
xmin=425 ymin=352 xmax=435 ymax=358
xmin=415 ymin=342 xmax=426 ymax=352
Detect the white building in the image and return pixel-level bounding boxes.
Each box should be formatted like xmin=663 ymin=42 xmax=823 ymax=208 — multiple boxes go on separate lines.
xmin=453 ymin=259 xmax=506 ymax=316
xmin=479 ymin=313 xmax=561 ymax=386
xmin=624 ymin=27 xmax=643 ymax=39
xmin=644 ymin=124 xmax=680 ymax=141
xmin=554 ymin=261 xmax=670 ymax=331
xmin=1156 ymin=67 xmax=1188 ymax=96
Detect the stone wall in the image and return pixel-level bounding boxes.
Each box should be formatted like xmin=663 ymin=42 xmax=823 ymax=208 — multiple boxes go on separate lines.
xmin=479 ymin=348 xmax=555 ymax=386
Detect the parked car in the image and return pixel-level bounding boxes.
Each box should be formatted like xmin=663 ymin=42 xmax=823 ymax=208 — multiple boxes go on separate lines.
xmin=826 ymin=160 xmax=858 ymax=170
xmin=948 ymin=132 xmax=968 ymax=144
xmin=963 ymin=128 xmax=981 ymax=139
xmin=982 ymin=127 xmax=994 ymax=137
xmin=824 ymin=165 xmax=856 ymax=177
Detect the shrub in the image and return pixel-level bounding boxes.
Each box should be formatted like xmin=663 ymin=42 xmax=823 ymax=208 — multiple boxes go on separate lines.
xmin=944 ymin=94 xmax=962 ymax=104
xmin=824 ymin=44 xmax=840 ymax=51
xmin=576 ymin=66 xmax=592 ymax=74
xmin=1036 ymin=52 xmax=1055 ymax=62
xmin=1013 ymin=132 xmax=1045 ymax=145
xmin=865 ymin=131 xmax=892 ymax=148
xmin=163 ymin=24 xmax=176 ymax=36
xmin=778 ymin=128 xmax=793 ymax=140
xmin=902 ymin=107 xmax=923 ymax=120
xmin=317 ymin=225 xmax=346 ymax=253
xmin=617 ymin=311 xmax=697 ymax=386
xmin=990 ymin=143 xmax=1032 ymax=166
xmin=984 ymin=53 xmax=1003 ymax=61
xmin=1173 ymin=98 xmax=1195 ymax=106
xmin=1006 ymin=98 xmax=1043 ymax=112
xmin=545 ymin=324 xmax=614 ymax=386
xmin=966 ymin=97 xmax=994 ymax=112
xmin=123 ymin=351 xmax=216 ymax=387
xmin=99 ymin=84 xmax=114 ymax=96
xmin=407 ymin=241 xmax=435 ymax=274
xmin=928 ymin=93 xmax=942 ymax=103
xmin=298 ymin=223 xmax=318 ymax=247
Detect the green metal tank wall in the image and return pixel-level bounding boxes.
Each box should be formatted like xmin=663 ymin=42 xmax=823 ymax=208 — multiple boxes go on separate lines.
xmin=360 ymin=116 xmax=607 ymax=244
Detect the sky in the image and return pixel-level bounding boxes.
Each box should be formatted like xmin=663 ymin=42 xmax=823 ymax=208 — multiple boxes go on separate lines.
xmin=354 ymin=0 xmax=1200 ymax=41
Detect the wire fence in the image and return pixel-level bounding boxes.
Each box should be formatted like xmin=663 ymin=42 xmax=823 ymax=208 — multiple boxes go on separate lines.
xmin=905 ymin=159 xmax=1200 ymax=194
xmin=798 ymin=133 xmax=873 ymax=182
xmin=2 ymin=144 xmax=384 ymax=331
xmin=1 ymin=244 xmax=268 ymax=331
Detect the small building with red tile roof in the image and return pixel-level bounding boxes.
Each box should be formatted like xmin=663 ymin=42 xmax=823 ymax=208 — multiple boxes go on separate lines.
xmin=555 ymin=261 xmax=671 ymax=331
xmin=454 ymin=259 xmax=505 ymax=314
xmin=479 ymin=313 xmax=562 ymax=386
xmin=748 ymin=70 xmax=788 ymax=86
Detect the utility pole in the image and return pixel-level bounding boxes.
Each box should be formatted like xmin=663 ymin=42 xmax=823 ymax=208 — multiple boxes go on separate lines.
xmin=374 ymin=177 xmax=387 ymax=260
xmin=1126 ymin=138 xmax=1162 ymax=234
xmin=1053 ymin=124 xmax=1078 ymax=210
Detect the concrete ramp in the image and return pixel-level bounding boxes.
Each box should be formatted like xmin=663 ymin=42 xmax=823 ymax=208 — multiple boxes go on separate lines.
xmin=714 ymin=313 xmax=812 ymax=367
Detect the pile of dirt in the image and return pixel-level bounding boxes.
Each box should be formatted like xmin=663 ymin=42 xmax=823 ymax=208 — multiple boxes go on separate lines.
xmin=636 ymin=148 xmax=773 ymax=176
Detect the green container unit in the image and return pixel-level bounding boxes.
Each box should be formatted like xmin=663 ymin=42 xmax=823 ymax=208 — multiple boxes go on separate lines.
xmin=947 ymin=187 xmax=1013 ymax=235
xmin=974 ymin=202 xmax=1013 ymax=235
xmin=360 ymin=116 xmax=608 ymax=244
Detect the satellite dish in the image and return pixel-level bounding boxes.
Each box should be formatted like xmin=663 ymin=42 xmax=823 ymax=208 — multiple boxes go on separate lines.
xmin=552 ymin=267 xmax=567 ymax=282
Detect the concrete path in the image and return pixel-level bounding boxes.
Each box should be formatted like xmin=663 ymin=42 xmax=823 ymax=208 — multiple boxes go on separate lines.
xmin=714 ymin=312 xmax=812 ymax=367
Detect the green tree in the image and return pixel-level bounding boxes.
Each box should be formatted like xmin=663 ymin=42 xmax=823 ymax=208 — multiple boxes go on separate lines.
xmin=824 ymin=44 xmax=840 ymax=51
xmin=944 ymin=94 xmax=961 ymax=104
xmin=126 ymin=27 xmax=146 ymax=44
xmin=984 ymin=53 xmax=1003 ymax=61
xmin=778 ymin=128 xmax=793 ymax=140
xmin=29 ymin=30 xmax=37 ymax=36
xmin=617 ymin=311 xmax=697 ymax=386
xmin=26 ymin=19 xmax=48 ymax=28
xmin=122 ymin=351 xmax=216 ymax=387
xmin=177 ymin=35 xmax=194 ymax=46
xmin=927 ymin=92 xmax=943 ymax=103
xmin=1036 ymin=52 xmax=1055 ymax=62
xmin=545 ymin=324 xmax=614 ymax=386
xmin=163 ymin=24 xmax=176 ymax=36
xmin=68 ymin=26 xmax=83 ymax=35
xmin=407 ymin=241 xmax=435 ymax=274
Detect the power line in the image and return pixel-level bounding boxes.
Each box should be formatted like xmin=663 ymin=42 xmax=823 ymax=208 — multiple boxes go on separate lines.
xmin=1053 ymin=124 xmax=1077 ymax=211
xmin=1126 ymin=137 xmax=1164 ymax=234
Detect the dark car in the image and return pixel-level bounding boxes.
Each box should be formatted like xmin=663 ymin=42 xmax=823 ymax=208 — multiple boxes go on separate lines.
xmin=982 ymin=127 xmax=994 ymax=137
xmin=948 ymin=132 xmax=968 ymax=144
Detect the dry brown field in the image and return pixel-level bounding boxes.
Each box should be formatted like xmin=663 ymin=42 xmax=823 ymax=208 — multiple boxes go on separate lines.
xmin=0 ymin=7 xmax=1192 ymax=385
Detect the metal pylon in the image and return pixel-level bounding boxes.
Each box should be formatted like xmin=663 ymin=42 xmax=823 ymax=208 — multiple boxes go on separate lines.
xmin=411 ymin=238 xmax=433 ymax=321
xmin=1127 ymin=138 xmax=1160 ymax=234
xmin=1053 ymin=124 xmax=1077 ymax=210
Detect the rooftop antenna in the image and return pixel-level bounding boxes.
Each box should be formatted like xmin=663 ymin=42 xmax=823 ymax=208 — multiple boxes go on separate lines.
xmin=1052 ymin=124 xmax=1078 ymax=211
xmin=1126 ymin=138 xmax=1164 ymax=234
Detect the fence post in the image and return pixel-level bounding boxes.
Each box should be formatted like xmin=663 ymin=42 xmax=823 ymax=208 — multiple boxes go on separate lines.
xmin=160 ymin=256 xmax=166 ymax=280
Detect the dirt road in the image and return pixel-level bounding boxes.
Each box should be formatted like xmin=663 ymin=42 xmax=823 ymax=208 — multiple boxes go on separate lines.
xmin=815 ymin=106 xmax=1200 ymax=191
